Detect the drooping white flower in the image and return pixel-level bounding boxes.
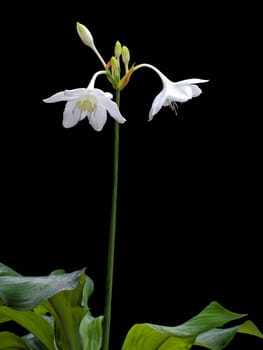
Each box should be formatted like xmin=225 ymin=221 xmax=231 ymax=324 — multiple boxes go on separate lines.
xmin=43 ymin=71 xmax=126 ymax=131
xmin=135 ymin=63 xmax=209 ymax=121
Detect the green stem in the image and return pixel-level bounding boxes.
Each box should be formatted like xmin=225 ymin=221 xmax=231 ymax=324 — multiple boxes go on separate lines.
xmin=102 ymin=89 xmax=121 ymax=350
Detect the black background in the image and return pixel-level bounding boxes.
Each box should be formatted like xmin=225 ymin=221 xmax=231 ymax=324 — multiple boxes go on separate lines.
xmin=1 ymin=2 xmax=262 ymax=350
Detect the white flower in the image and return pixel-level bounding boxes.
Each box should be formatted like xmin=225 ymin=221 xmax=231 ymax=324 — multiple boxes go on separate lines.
xmin=43 ymin=71 xmax=126 ymax=131
xmin=135 ymin=63 xmax=209 ymax=121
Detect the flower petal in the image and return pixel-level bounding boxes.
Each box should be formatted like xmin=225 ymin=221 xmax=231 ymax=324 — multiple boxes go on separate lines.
xmin=43 ymin=88 xmax=88 ymax=103
xmin=64 ymin=88 xmax=89 ymax=97
xmin=104 ymin=92 xmax=113 ymax=99
xmin=174 ymin=79 xmax=209 ymax=86
xmin=170 ymin=85 xmax=194 ymax=102
xmin=98 ymin=95 xmax=126 ymax=124
xmin=88 ymin=104 xmax=107 ymax=131
xmin=149 ymin=89 xmax=168 ymax=120
xmin=62 ymin=101 xmax=83 ymax=128
xmin=43 ymin=91 xmax=67 ymax=103
xmin=190 ymin=85 xmax=202 ymax=97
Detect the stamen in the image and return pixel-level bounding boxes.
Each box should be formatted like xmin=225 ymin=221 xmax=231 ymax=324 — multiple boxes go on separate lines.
xmin=169 ymin=101 xmax=178 ymax=115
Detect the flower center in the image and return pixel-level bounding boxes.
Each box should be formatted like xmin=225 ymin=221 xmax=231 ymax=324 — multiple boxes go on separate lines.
xmin=77 ymin=96 xmax=97 ymax=112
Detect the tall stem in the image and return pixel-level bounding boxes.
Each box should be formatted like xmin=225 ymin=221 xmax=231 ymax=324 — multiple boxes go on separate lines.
xmin=102 ymin=89 xmax=121 ymax=350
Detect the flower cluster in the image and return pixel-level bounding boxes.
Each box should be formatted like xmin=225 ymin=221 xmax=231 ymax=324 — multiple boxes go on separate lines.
xmin=43 ymin=22 xmax=208 ymax=130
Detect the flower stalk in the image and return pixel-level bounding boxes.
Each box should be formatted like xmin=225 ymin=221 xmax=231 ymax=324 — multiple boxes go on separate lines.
xmin=102 ymin=89 xmax=121 ymax=350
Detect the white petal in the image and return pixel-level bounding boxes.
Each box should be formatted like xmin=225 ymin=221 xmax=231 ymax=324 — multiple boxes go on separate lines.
xmin=171 ymin=85 xmax=194 ymax=102
xmin=64 ymin=88 xmax=88 ymax=97
xmin=92 ymin=87 xmax=113 ymax=99
xmin=98 ymin=95 xmax=126 ymax=124
xmin=43 ymin=91 xmax=67 ymax=103
xmin=174 ymin=79 xmax=209 ymax=86
xmin=190 ymin=85 xmax=202 ymax=97
xmin=90 ymin=88 xmax=113 ymax=100
xmin=104 ymin=92 xmax=113 ymax=99
xmin=80 ymin=110 xmax=87 ymax=121
xmin=43 ymin=88 xmax=88 ymax=103
xmin=62 ymin=101 xmax=82 ymax=128
xmin=88 ymin=104 xmax=107 ymax=131
xmin=149 ymin=89 xmax=167 ymax=121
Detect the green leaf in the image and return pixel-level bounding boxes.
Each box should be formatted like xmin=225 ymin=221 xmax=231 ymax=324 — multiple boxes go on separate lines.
xmin=79 ymin=313 xmax=104 ymax=350
xmin=81 ymin=275 xmax=94 ymax=308
xmin=121 ymin=301 xmax=257 ymax=350
xmin=0 ymin=268 xmax=85 ymax=310
xmin=0 ymin=262 xmax=21 ymax=277
xmin=195 ymin=325 xmax=243 ymax=349
xmin=195 ymin=320 xmax=263 ymax=350
xmin=42 ymin=271 xmax=91 ymax=350
xmin=22 ymin=333 xmax=50 ymax=350
xmin=147 ymin=301 xmax=247 ymax=336
xmin=122 ymin=324 xmax=194 ymax=350
xmin=237 ymin=319 xmax=263 ymax=338
xmin=0 ymin=306 xmax=55 ymax=350
xmin=0 ymin=266 xmax=99 ymax=350
xmin=0 ymin=331 xmax=28 ymax=350
xmin=0 ymin=263 xmax=22 ymax=306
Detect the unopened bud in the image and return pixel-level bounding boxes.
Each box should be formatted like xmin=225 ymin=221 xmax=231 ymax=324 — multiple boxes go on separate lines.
xmin=76 ymin=22 xmax=106 ymax=67
xmin=111 ymin=56 xmax=119 ymax=77
xmin=114 ymin=41 xmax=122 ymax=58
xmin=76 ymin=22 xmax=94 ymax=48
xmin=122 ymin=46 xmax=130 ymax=72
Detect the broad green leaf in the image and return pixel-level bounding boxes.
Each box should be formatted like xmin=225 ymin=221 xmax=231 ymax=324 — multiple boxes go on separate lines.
xmin=121 ymin=301 xmax=249 ymax=350
xmin=122 ymin=324 xmax=194 ymax=350
xmin=0 ymin=331 xmax=28 ymax=349
xmin=81 ymin=275 xmax=94 ymax=308
xmin=195 ymin=325 xmax=242 ymax=349
xmin=237 ymin=319 xmax=263 ymax=338
xmin=147 ymin=301 xmax=247 ymax=336
xmin=195 ymin=320 xmax=263 ymax=350
xmin=0 ymin=268 xmax=85 ymax=310
xmin=0 ymin=262 xmax=21 ymax=277
xmin=79 ymin=313 xmax=104 ymax=350
xmin=0 ymin=306 xmax=55 ymax=350
xmin=0 ymin=263 xmax=22 ymax=306
xmin=42 ymin=271 xmax=90 ymax=350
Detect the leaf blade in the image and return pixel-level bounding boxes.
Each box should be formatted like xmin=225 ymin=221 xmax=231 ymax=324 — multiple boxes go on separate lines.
xmin=0 ymin=268 xmax=85 ymax=310
xmin=0 ymin=331 xmax=28 ymax=350
xmin=0 ymin=306 xmax=55 ymax=350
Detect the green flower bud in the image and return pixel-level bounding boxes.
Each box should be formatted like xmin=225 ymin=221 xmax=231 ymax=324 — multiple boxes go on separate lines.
xmin=76 ymin=22 xmax=94 ymax=48
xmin=114 ymin=41 xmax=122 ymax=59
xmin=122 ymin=46 xmax=130 ymax=72
xmin=111 ymin=56 xmax=119 ymax=76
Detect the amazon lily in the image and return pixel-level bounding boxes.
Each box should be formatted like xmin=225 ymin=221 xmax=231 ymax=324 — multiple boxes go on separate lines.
xmin=135 ymin=63 xmax=209 ymax=120
xmin=43 ymin=71 xmax=126 ymax=131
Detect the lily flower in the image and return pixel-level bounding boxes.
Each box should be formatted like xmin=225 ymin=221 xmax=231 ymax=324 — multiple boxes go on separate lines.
xmin=135 ymin=63 xmax=209 ymax=121
xmin=43 ymin=71 xmax=126 ymax=131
